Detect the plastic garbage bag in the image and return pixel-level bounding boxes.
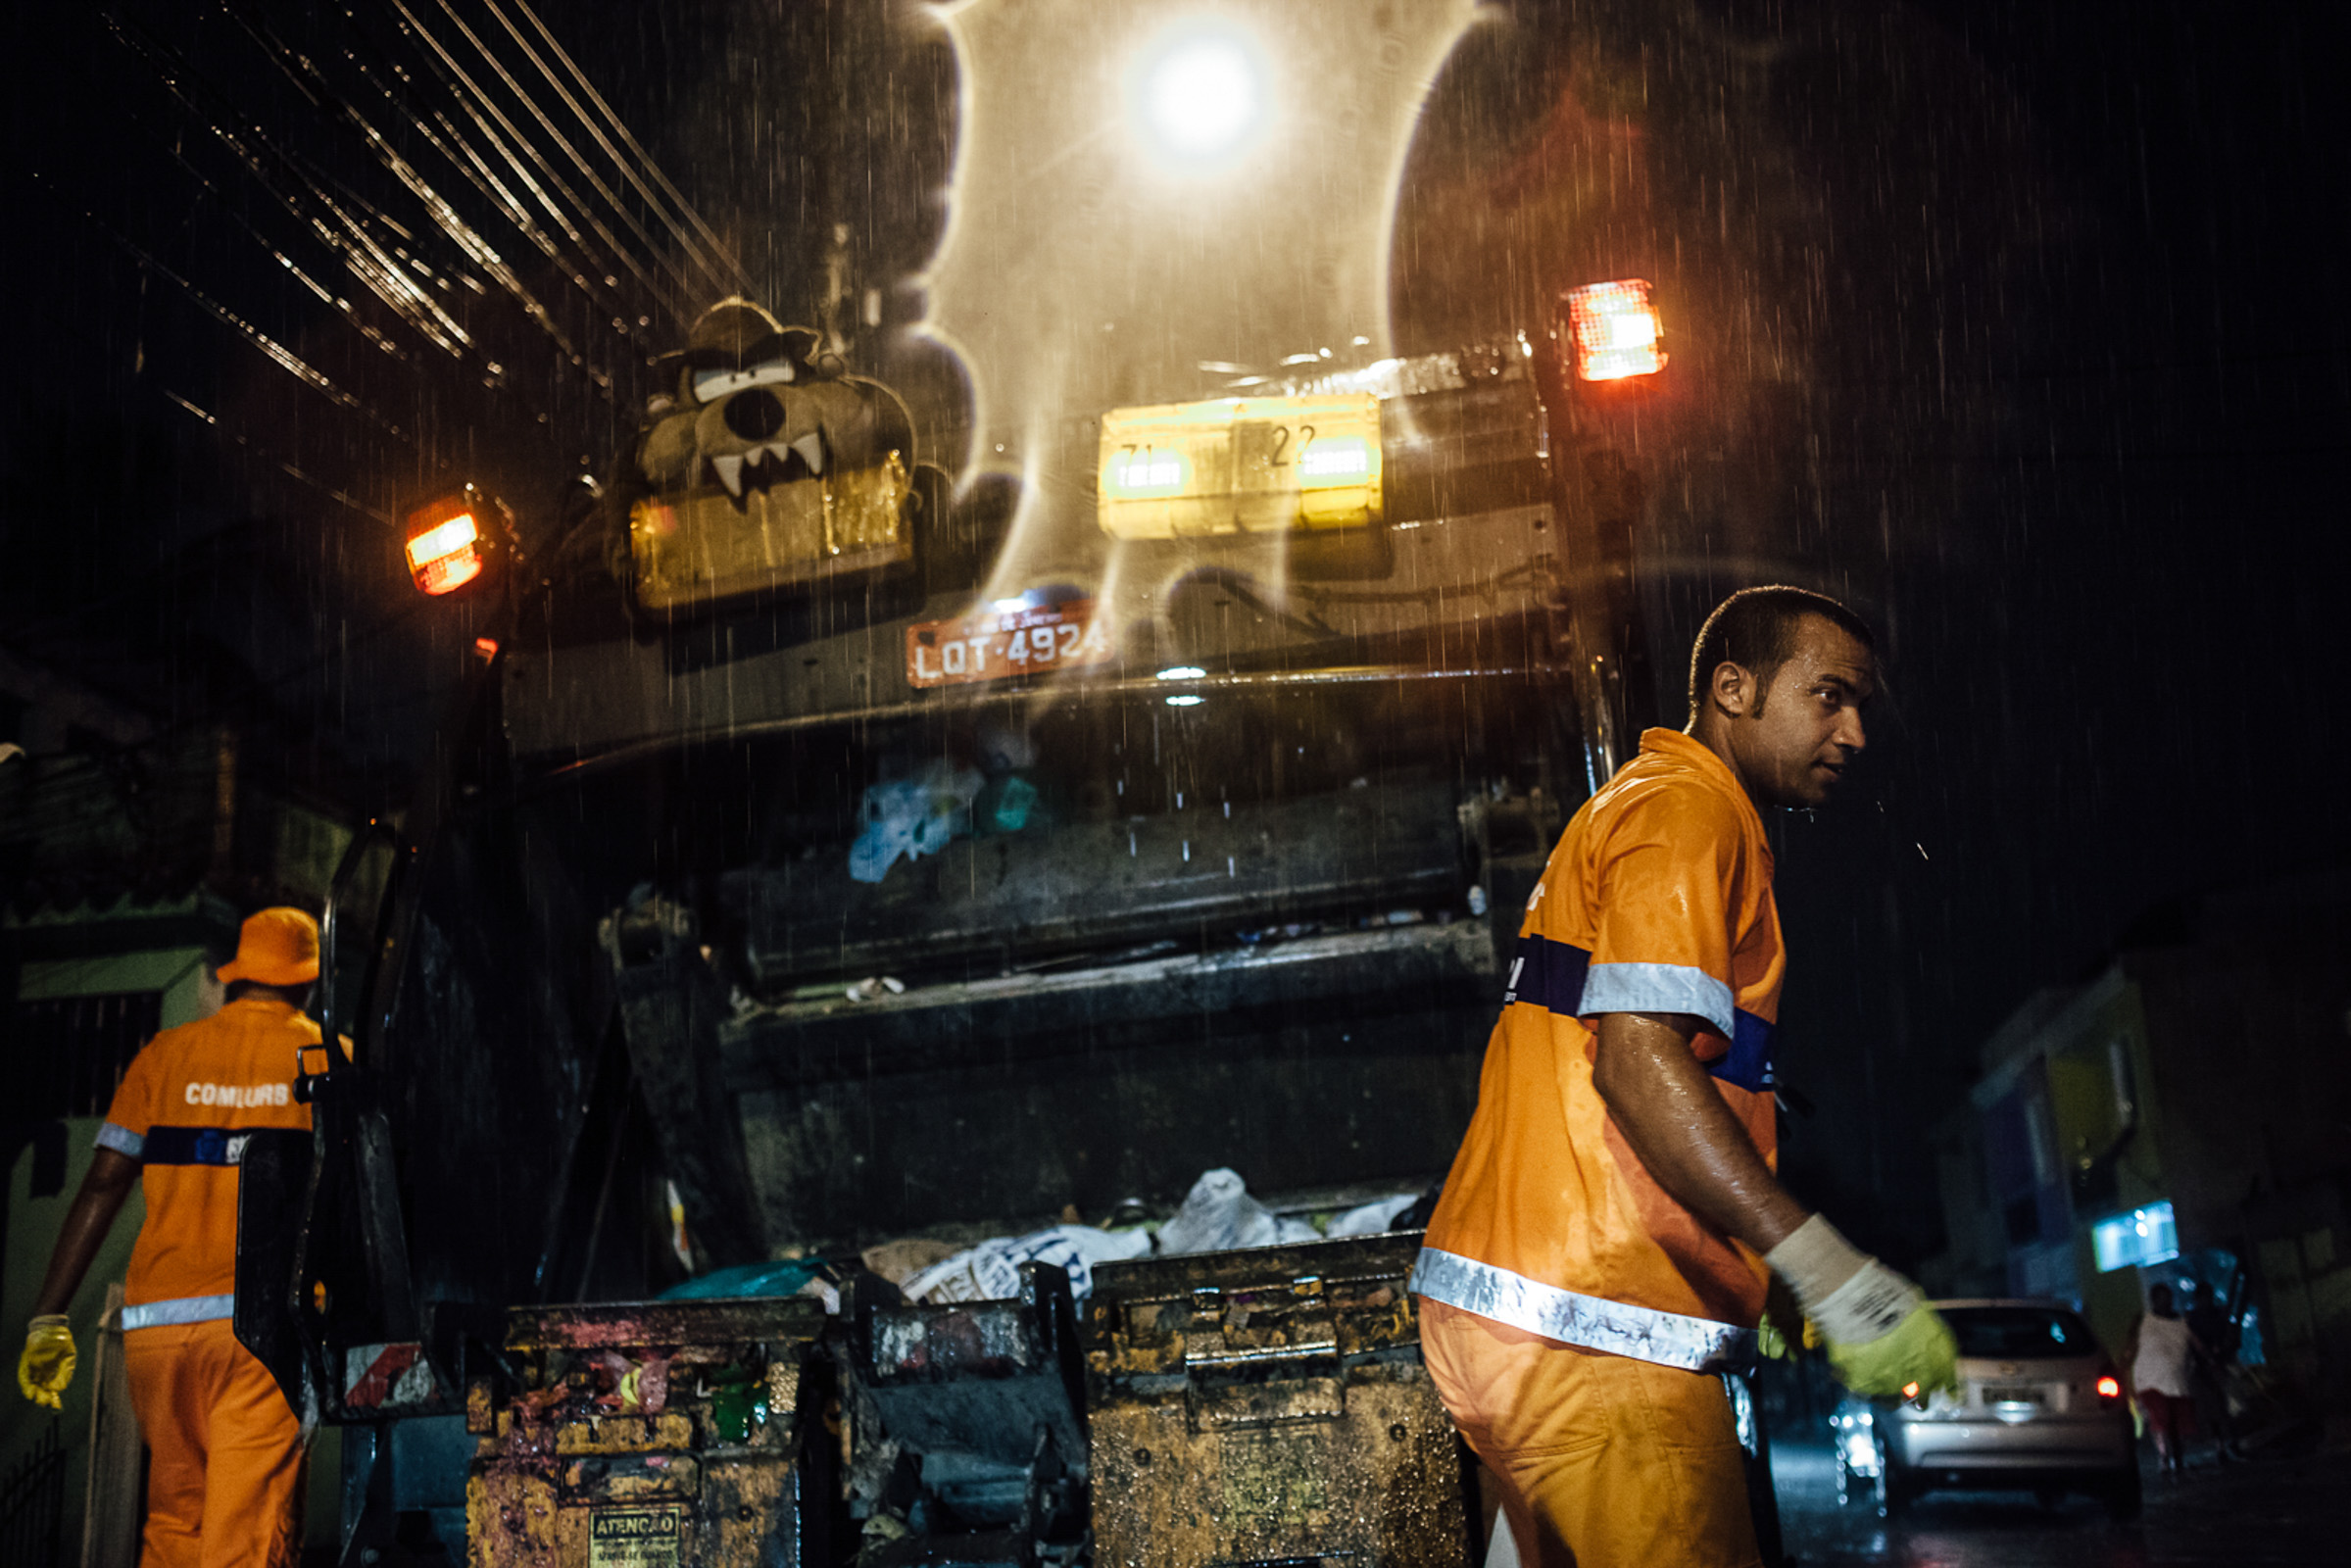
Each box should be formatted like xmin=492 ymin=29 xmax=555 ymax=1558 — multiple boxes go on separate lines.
xmin=1324 ymin=1193 xmax=1420 ymax=1239
xmin=658 ymin=1259 xmax=832 ymax=1306
xmin=904 ymin=1224 xmax=1152 ymax=1305
xmin=1157 ymin=1168 xmax=1319 ymax=1255
xmin=850 ymin=760 xmax=984 ymax=883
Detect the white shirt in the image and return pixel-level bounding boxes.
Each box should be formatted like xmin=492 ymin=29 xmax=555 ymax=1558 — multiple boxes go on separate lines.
xmin=2133 ymin=1313 xmax=2195 ymax=1397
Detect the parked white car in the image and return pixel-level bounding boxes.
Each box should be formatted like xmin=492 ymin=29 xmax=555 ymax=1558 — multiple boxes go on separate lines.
xmin=1833 ymin=1298 xmax=2139 ymax=1519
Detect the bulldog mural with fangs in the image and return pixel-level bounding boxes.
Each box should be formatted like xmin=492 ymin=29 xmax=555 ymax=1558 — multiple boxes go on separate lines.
xmin=620 ymin=297 xmax=917 ymax=612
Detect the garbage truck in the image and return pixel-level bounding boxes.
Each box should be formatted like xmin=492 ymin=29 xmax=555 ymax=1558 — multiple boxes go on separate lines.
xmin=226 ymin=4 xmax=1791 ymax=1564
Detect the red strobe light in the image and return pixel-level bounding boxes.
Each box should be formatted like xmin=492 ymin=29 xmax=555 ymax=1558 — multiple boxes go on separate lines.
xmin=404 ymin=493 xmax=486 ymax=596
xmin=1565 ymin=279 xmax=1666 ymax=382
xmin=2096 ymin=1375 xmax=2122 ymax=1401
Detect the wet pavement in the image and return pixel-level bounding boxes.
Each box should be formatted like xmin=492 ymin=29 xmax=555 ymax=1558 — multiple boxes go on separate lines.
xmin=1771 ymin=1440 xmax=2351 ymax=1566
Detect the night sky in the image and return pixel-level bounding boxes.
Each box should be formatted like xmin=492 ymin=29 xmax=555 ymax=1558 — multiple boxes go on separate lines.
xmin=3 ymin=0 xmax=2344 ymax=1264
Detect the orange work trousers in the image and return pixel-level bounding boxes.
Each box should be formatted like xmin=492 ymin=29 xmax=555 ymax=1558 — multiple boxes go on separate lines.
xmin=123 ymin=1318 xmax=305 ymax=1568
xmin=1420 ymin=1298 xmax=1760 ymax=1568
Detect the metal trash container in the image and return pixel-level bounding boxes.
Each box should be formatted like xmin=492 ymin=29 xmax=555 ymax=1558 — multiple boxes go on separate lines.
xmin=1083 ymin=1232 xmax=1472 ymax=1568
xmin=466 ymin=1297 xmax=829 ymax=1568
xmin=853 ymin=1262 xmax=1091 ymax=1565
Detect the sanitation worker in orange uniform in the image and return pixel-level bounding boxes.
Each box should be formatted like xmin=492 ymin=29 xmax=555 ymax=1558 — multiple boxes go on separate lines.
xmin=19 ymin=907 xmax=325 ymax=1568
xmin=1411 ymin=587 xmax=1959 ymax=1568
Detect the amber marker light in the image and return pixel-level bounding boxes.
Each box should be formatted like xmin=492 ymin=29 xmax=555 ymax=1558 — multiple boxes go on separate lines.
xmin=404 ymin=493 xmax=486 ymax=596
xmin=1565 ymin=279 xmax=1666 ymax=382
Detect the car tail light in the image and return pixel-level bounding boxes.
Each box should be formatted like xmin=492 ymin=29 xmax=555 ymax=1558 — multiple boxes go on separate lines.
xmin=405 ymin=493 xmax=487 ymax=596
xmin=2096 ymin=1374 xmax=2122 ymax=1402
xmin=1564 ymin=279 xmax=1666 ymax=382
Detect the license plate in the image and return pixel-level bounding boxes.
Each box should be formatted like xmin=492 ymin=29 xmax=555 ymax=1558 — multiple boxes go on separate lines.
xmin=1981 ymin=1384 xmax=2046 ymax=1405
xmin=905 ymin=599 xmax=1114 ymax=688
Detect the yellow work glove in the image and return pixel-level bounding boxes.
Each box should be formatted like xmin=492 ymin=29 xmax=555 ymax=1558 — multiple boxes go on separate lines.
xmin=19 ymin=1315 xmax=76 ymax=1408
xmin=1825 ymin=1299 xmax=1958 ymax=1399
xmin=1756 ymin=1311 xmax=1790 ymax=1361
xmin=1764 ymin=1214 xmax=1958 ymax=1399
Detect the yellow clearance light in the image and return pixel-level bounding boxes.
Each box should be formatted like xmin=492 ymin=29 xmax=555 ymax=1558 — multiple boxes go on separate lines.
xmin=404 ymin=498 xmax=485 ymax=596
xmin=1098 ymin=393 xmax=1381 ymax=540
xmin=1565 ymin=279 xmax=1666 ymax=382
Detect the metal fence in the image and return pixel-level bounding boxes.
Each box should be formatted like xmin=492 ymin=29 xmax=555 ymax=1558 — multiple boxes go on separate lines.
xmin=7 ymin=990 xmax=163 ymax=1119
xmin=0 ymin=1420 xmax=67 ymax=1568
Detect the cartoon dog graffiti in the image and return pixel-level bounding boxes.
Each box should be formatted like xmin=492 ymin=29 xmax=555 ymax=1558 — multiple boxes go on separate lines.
xmin=620 ymin=297 xmax=917 ymax=611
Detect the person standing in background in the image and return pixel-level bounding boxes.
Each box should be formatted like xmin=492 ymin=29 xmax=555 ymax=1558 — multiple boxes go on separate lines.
xmin=18 ymin=907 xmax=328 ymax=1568
xmin=2127 ymin=1282 xmax=2206 ymax=1479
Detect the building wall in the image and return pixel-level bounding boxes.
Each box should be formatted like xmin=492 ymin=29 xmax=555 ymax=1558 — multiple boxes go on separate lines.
xmin=2127 ymin=887 xmax=2351 ymax=1396
xmin=1945 ymin=875 xmax=2351 ymax=1395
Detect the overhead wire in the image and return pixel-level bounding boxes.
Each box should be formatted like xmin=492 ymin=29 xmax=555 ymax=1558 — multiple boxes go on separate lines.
xmin=499 ymin=0 xmax=747 ymax=296
xmin=222 ymin=2 xmax=616 ymax=393
xmin=100 ymin=8 xmax=479 ymax=362
xmin=322 ymin=2 xmax=654 ymax=357
xmin=160 ymin=390 xmax=401 ymax=524
xmin=55 ymin=0 xmax=736 ymax=549
xmin=25 ymin=169 xmax=419 ymax=447
xmin=421 ymin=0 xmax=707 ymax=306
xmin=114 ymin=97 xmax=416 ymax=366
xmin=475 ymin=0 xmax=746 ymax=299
xmin=382 ymin=0 xmax=694 ymax=320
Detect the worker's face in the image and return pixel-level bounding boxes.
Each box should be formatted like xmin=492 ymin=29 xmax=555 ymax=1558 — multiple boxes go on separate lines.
xmin=1717 ymin=616 xmax=1875 ymax=808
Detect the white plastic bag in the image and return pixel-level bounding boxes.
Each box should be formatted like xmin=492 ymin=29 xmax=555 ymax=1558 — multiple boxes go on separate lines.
xmin=903 ymin=1223 xmax=1152 ymax=1305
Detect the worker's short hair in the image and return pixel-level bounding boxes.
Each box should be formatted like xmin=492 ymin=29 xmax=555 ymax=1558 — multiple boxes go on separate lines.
xmin=1688 ymin=585 xmax=1877 ymax=719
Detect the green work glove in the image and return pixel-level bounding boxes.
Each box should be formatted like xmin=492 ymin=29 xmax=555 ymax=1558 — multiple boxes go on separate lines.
xmin=1756 ymin=1311 xmax=1790 ymax=1362
xmin=1764 ymin=1214 xmax=1958 ymax=1399
xmin=19 ymin=1315 xmax=76 ymax=1409
xmin=1825 ymin=1299 xmax=1958 ymax=1399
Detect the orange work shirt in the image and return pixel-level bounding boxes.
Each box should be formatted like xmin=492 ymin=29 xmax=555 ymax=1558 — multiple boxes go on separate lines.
xmin=97 ymin=997 xmax=319 ymax=1330
xmin=1412 ymin=728 xmax=1782 ymax=1371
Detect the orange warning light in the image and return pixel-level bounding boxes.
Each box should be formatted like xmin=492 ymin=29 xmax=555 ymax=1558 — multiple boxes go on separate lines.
xmin=404 ymin=493 xmax=486 ymax=596
xmin=2096 ymin=1375 xmax=2122 ymax=1400
xmin=1565 ymin=279 xmax=1666 ymax=382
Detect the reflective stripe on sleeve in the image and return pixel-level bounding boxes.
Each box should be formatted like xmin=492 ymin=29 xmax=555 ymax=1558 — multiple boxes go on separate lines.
xmin=94 ymin=1122 xmax=145 ymax=1159
xmin=1409 ymin=1247 xmax=1757 ymax=1373
xmin=1579 ymin=960 xmax=1738 ymax=1040
xmin=121 ymin=1295 xmax=236 ymax=1332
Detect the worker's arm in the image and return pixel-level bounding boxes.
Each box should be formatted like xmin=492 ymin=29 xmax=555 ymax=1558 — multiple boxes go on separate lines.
xmin=1591 ymin=1011 xmax=1810 ymax=1252
xmin=18 ymin=1148 xmax=138 ymax=1408
xmin=32 ymin=1149 xmax=140 ymax=1317
xmin=1591 ymin=1010 xmax=1956 ymax=1396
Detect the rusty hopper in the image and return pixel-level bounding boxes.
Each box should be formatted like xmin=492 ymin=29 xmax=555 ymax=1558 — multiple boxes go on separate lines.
xmin=1082 ymin=1232 xmax=1472 ymax=1568
xmin=467 ymin=1297 xmax=830 ymax=1568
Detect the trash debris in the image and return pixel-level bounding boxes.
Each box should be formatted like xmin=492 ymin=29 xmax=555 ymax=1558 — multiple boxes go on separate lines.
xmin=850 ymin=760 xmax=984 ymax=883
xmin=847 ymin=975 xmax=907 ymax=1002
xmin=658 ymin=1256 xmax=829 ymax=1302
xmin=979 ymin=773 xmax=1040 ymax=834
xmin=903 ymin=1224 xmax=1151 ymax=1305
xmin=1324 ymin=1192 xmax=1420 ymax=1238
xmin=862 ymin=1236 xmax=965 ymax=1289
xmin=1156 ymin=1167 xmax=1320 ymax=1254
xmin=590 ymin=1348 xmax=671 ymax=1414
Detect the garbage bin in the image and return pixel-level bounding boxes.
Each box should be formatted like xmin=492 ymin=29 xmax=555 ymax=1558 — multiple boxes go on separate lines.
xmin=465 ymin=1296 xmax=829 ymax=1567
xmin=1083 ymin=1232 xmax=1472 ymax=1568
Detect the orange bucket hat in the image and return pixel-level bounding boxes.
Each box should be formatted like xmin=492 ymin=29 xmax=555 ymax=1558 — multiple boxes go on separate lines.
xmin=218 ymin=906 xmax=321 ymax=987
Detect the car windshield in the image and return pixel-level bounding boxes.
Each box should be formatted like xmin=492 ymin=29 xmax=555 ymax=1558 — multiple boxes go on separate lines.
xmin=1943 ymin=1306 xmax=2098 ymax=1359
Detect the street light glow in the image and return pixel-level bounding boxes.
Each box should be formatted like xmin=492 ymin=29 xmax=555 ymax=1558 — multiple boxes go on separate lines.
xmin=1133 ymin=26 xmax=1268 ymax=169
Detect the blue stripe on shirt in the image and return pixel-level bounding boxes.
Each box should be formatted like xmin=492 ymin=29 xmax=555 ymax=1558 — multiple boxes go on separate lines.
xmin=139 ymin=1126 xmax=255 ymax=1167
xmin=1502 ymin=932 xmax=1774 ymax=1093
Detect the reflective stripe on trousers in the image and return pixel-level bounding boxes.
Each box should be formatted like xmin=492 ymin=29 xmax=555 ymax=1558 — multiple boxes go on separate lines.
xmin=1409 ymin=1248 xmax=1756 ymax=1373
xmin=122 ymin=1295 xmax=236 ymax=1332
